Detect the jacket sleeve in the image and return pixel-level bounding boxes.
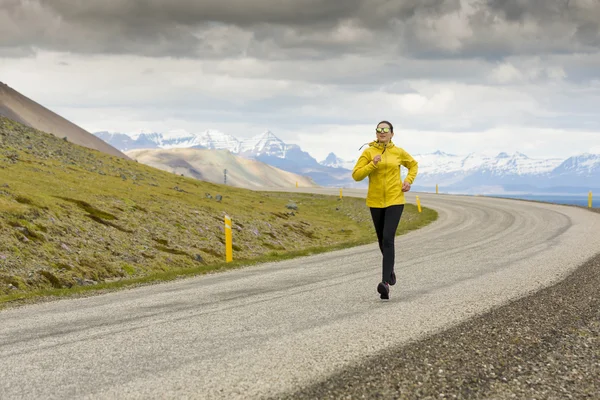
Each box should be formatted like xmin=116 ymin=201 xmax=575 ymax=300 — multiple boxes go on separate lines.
xmin=352 ymin=150 xmax=378 ymax=181
xmin=400 ymin=149 xmax=419 ymax=184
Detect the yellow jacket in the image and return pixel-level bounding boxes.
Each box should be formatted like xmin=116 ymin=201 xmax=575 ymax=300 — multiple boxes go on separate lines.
xmin=352 ymin=140 xmax=419 ymax=208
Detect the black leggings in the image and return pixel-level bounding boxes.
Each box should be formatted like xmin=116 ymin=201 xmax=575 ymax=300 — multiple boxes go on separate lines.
xmin=369 ymin=204 xmax=404 ymax=284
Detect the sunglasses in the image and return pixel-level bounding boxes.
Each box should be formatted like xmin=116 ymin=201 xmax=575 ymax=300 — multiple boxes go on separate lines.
xmin=376 ymin=127 xmax=391 ymax=133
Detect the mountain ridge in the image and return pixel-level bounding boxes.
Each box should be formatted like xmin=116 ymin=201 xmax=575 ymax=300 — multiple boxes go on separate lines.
xmin=125 ymin=148 xmax=319 ymax=189
xmin=1 ymin=82 xmax=128 ymax=159
xmin=95 ymin=129 xmax=600 ymax=193
xmin=95 ymin=129 xmax=354 ymax=187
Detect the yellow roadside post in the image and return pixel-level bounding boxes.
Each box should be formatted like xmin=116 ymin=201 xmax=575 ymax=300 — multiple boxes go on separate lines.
xmin=340 ymin=188 xmax=343 ymax=199
xmin=224 ymin=215 xmax=232 ymax=262
xmin=589 ymin=191 xmax=593 ymax=208
xmin=436 ymin=184 xmax=439 ymax=194
xmin=416 ymin=196 xmax=422 ymax=213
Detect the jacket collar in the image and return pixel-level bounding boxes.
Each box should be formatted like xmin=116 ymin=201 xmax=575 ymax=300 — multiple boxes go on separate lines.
xmin=369 ymin=140 xmax=395 ymax=150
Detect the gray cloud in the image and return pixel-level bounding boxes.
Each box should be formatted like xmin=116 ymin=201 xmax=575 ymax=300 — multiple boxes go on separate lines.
xmin=1 ymin=0 xmax=599 ymax=59
xmin=487 ymin=0 xmax=594 ymax=22
xmin=485 ymin=0 xmax=600 ymax=48
xmin=2 ymin=0 xmax=600 ymax=138
xmin=45 ymin=0 xmax=359 ymax=27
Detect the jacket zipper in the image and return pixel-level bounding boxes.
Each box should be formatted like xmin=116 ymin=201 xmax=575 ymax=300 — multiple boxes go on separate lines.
xmin=383 ymin=148 xmax=387 ymax=207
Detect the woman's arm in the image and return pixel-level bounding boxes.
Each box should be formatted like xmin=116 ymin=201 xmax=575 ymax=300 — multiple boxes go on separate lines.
xmin=400 ymin=149 xmax=419 ymax=184
xmin=352 ymin=151 xmax=378 ymax=181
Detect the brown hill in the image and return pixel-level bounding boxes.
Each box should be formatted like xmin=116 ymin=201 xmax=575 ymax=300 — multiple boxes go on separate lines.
xmin=0 ymin=81 xmax=128 ymax=159
xmin=127 ymin=148 xmax=319 ymax=189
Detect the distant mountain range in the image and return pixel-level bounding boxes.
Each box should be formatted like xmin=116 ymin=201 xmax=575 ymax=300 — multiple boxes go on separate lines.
xmin=409 ymin=151 xmax=600 ymax=194
xmin=94 ymin=130 xmax=357 ymax=187
xmin=95 ymin=130 xmax=600 ymax=194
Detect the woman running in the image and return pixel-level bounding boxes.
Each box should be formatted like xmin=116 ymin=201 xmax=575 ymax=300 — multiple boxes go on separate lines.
xmin=352 ymin=120 xmax=419 ymax=299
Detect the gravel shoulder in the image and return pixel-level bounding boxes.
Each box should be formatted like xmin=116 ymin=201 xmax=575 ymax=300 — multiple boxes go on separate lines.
xmin=282 ymin=207 xmax=600 ymax=399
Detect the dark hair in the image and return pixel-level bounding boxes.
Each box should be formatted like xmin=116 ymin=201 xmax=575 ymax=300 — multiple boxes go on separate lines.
xmin=377 ymin=120 xmax=393 ymax=132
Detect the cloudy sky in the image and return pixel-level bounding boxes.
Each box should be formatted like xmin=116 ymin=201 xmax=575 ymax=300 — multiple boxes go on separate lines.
xmin=1 ymin=0 xmax=600 ymax=161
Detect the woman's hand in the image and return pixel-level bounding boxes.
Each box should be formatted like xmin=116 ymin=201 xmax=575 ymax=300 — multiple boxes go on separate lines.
xmin=373 ymin=155 xmax=381 ymax=165
xmin=402 ymin=181 xmax=411 ymax=192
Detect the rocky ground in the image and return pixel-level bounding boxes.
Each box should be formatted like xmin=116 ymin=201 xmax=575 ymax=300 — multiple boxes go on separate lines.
xmin=283 ymin=208 xmax=600 ymax=399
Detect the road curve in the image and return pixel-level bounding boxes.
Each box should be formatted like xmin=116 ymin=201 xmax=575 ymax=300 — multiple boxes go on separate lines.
xmin=1 ymin=190 xmax=600 ymax=400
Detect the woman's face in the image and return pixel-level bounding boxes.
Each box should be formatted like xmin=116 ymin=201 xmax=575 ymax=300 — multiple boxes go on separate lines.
xmin=376 ymin=123 xmax=393 ymax=144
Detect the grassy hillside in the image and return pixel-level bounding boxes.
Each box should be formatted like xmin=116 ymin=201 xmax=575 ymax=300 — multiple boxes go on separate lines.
xmin=0 ymin=116 xmax=437 ymax=305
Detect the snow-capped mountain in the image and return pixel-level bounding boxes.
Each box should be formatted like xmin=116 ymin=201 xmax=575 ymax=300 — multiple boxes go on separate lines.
xmin=95 ymin=129 xmax=357 ymax=186
xmin=196 ymin=130 xmax=241 ymax=152
xmin=95 ymin=129 xmax=290 ymax=155
xmin=240 ymin=131 xmax=288 ymax=157
xmin=320 ymin=150 xmax=564 ymax=180
xmin=94 ymin=131 xmax=143 ymax=151
xmin=134 ymin=132 xmax=164 ymax=149
xmin=411 ymin=151 xmax=565 ymax=187
xmin=319 ymin=152 xmax=357 ymax=170
xmin=412 ymin=151 xmax=563 ymax=177
xmin=552 ymin=153 xmax=600 ymax=175
xmin=548 ymin=153 xmax=600 ymax=186
xmin=410 ymin=150 xmax=600 ymax=193
xmin=319 ymin=149 xmax=599 ymax=193
xmin=95 ymin=129 xmax=600 ymax=193
xmin=95 ymin=129 xmax=243 ymax=152
xmin=144 ymin=129 xmax=240 ymax=151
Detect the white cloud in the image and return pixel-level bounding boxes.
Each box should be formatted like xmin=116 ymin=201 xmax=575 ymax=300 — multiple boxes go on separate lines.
xmin=1 ymin=49 xmax=599 ymax=165
xmin=546 ymin=66 xmax=567 ymax=80
xmin=398 ymin=126 xmax=600 ymax=160
xmin=411 ymin=6 xmax=474 ymax=52
xmin=398 ymin=93 xmax=428 ymax=113
xmin=489 ymin=57 xmax=570 ymax=85
xmin=490 ymin=63 xmax=524 ymax=83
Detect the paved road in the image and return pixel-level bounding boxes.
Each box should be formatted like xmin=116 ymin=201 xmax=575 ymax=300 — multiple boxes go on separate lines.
xmin=2 ymin=190 xmax=600 ymax=400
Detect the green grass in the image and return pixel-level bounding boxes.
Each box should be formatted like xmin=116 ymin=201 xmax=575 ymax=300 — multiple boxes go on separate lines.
xmin=0 ymin=116 xmax=438 ymax=308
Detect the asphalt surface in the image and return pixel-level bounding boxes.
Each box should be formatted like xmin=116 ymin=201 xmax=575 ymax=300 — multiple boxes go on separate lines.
xmin=283 ymin=246 xmax=600 ymax=399
xmin=1 ymin=190 xmax=600 ymax=400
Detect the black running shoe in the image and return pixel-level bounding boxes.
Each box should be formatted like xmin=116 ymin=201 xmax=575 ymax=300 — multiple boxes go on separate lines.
xmin=377 ymin=282 xmax=390 ymax=300
xmin=390 ymin=271 xmax=396 ymax=286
